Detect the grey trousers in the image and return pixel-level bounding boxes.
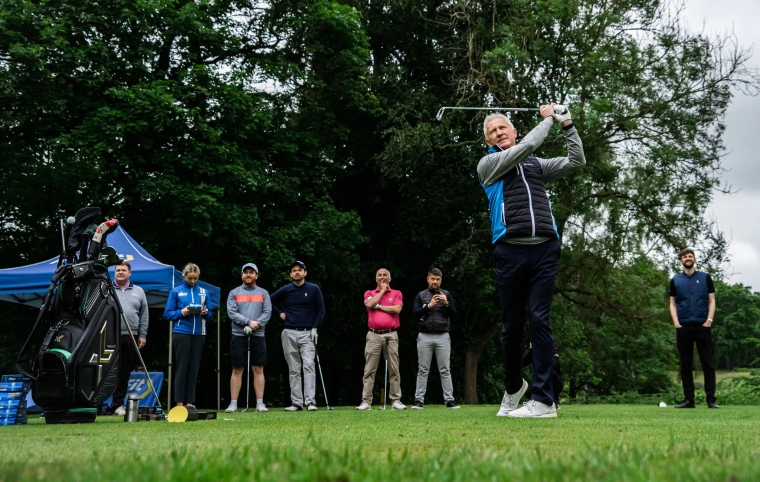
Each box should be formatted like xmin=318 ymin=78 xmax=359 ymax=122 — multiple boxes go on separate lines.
xmin=281 ymin=329 xmax=316 ymax=406
xmin=414 ymin=332 xmax=454 ymax=403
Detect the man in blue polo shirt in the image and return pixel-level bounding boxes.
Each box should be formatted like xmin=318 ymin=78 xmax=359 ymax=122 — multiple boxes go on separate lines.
xmin=270 ymin=261 xmax=325 ymax=411
xmin=669 ymin=248 xmax=718 ymax=409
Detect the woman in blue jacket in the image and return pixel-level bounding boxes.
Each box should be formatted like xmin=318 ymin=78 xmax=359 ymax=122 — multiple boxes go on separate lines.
xmin=164 ymin=263 xmax=214 ymax=407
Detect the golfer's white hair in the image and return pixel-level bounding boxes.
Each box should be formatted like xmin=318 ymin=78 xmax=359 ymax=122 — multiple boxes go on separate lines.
xmin=483 ymin=113 xmax=513 ymax=138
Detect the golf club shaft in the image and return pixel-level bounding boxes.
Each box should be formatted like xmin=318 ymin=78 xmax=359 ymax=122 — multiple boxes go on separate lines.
xmin=315 ymin=350 xmax=331 ymax=409
xmin=383 ymin=343 xmax=388 ymax=410
xmin=436 ymin=106 xmax=540 ymax=121
xmin=122 ymin=312 xmax=163 ymax=409
xmin=246 ymin=335 xmax=251 ymax=410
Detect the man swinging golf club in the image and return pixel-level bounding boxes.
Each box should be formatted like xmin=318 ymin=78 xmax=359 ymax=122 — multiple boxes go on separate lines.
xmin=478 ymin=103 xmax=585 ymax=418
xmin=225 ymin=263 xmax=272 ymax=413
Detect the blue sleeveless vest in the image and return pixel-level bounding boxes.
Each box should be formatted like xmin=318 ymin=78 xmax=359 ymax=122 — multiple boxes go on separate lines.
xmin=672 ymin=271 xmax=710 ymax=324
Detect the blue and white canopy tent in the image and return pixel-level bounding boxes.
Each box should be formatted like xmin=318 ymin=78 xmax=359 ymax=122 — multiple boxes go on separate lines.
xmin=0 ymin=226 xmax=222 ymax=409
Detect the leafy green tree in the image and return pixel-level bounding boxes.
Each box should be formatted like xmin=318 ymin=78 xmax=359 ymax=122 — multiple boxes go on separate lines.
xmin=713 ymin=281 xmax=760 ymax=369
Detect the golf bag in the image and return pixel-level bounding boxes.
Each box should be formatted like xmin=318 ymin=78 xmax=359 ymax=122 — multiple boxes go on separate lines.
xmin=16 ymin=207 xmax=123 ymax=420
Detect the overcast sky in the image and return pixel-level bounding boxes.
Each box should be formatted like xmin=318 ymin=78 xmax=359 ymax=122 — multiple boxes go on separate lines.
xmin=682 ymin=0 xmax=760 ymax=292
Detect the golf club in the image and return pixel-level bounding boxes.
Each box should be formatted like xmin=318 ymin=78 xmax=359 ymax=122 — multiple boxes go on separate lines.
xmin=87 ymin=218 xmax=119 ymax=260
xmin=315 ymin=349 xmax=334 ymax=411
xmin=380 ymin=342 xmax=388 ymax=410
xmin=121 ymin=312 xmax=163 ymax=413
xmin=241 ymin=335 xmax=251 ymax=413
xmin=435 ymin=105 xmax=567 ymax=121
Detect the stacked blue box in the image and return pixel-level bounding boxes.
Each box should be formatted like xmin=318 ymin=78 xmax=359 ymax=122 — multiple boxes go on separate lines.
xmin=0 ymin=374 xmax=32 ymax=425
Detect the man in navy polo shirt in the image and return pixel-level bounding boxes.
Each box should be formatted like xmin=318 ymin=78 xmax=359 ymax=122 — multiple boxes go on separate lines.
xmin=669 ymin=248 xmax=718 ymax=409
xmin=270 ymin=261 xmax=325 ymax=412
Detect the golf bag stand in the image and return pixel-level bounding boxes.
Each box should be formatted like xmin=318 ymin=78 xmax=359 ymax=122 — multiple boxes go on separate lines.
xmin=16 ymin=207 xmax=122 ymax=424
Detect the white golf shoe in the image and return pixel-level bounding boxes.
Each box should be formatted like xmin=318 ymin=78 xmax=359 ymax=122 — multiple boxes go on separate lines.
xmin=507 ymin=400 xmax=557 ymax=418
xmin=224 ymin=402 xmax=237 ymax=413
xmin=355 ymin=402 xmax=372 ymax=410
xmin=391 ymin=400 xmax=407 ymax=410
xmin=255 ymin=404 xmax=268 ymax=412
xmin=496 ymin=379 xmax=528 ymax=417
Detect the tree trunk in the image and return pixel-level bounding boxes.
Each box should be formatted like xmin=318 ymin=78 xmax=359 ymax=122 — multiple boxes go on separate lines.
xmin=463 ymin=321 xmax=500 ymax=404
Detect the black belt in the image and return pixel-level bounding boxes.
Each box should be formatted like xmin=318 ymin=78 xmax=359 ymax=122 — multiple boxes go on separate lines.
xmin=287 ymin=327 xmax=311 ymax=332
xmin=369 ymin=328 xmax=396 ymax=334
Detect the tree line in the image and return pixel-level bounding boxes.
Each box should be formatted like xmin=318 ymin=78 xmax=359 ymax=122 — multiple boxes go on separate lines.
xmin=2 ymin=0 xmax=759 ymax=406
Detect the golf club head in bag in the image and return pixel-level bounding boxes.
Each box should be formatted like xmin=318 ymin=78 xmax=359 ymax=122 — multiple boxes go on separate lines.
xmin=86 ymin=218 xmax=119 ymax=261
xmin=65 ymin=207 xmax=101 ymax=263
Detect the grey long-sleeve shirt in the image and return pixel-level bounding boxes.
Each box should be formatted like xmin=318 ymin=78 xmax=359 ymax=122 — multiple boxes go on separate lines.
xmin=227 ymin=284 xmax=272 ymax=337
xmin=113 ymin=281 xmax=149 ymax=338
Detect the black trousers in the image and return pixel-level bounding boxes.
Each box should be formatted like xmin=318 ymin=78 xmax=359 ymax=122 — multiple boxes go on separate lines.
xmin=676 ymin=324 xmax=716 ymax=404
xmin=173 ymin=333 xmax=206 ymax=405
xmin=495 ymin=239 xmax=560 ymax=406
xmin=111 ymin=334 xmax=139 ymax=408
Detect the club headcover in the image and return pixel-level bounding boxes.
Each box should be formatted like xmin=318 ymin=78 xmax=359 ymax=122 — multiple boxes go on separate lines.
xmin=66 ymin=207 xmax=101 ymax=262
xmin=87 ymin=219 xmax=119 ymax=259
xmin=98 ymin=246 xmax=122 ymax=267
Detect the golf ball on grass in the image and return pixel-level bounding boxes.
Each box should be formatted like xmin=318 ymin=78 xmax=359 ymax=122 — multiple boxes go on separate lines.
xmin=659 ymin=402 xmax=667 ymax=408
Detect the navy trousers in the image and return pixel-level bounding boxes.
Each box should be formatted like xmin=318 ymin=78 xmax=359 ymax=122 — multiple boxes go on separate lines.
xmin=494 ymin=239 xmax=560 ymax=406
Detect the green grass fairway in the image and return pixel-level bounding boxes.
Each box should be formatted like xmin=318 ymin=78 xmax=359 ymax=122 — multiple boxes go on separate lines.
xmin=1 ymin=404 xmax=759 ymax=481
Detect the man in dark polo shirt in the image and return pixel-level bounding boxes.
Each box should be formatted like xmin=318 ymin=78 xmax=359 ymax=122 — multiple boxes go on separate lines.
xmin=270 ymin=261 xmax=325 ymax=412
xmin=411 ymin=268 xmax=459 ymax=410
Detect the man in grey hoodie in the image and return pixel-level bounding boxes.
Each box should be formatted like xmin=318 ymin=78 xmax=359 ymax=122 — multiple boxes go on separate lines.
xmin=225 ymin=263 xmax=272 ymax=413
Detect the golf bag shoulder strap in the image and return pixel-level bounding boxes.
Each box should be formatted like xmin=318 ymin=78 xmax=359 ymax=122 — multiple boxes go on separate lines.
xmin=15 ymin=265 xmax=69 ymax=379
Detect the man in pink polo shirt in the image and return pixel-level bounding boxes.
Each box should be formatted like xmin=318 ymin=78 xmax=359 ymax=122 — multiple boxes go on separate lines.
xmin=355 ymin=268 xmax=406 ymax=410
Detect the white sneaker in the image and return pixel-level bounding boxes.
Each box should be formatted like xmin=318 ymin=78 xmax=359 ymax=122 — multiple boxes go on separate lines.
xmin=355 ymin=402 xmax=372 ymax=410
xmin=391 ymin=400 xmax=406 ymax=410
xmin=507 ymin=400 xmax=557 ymax=418
xmin=307 ymin=404 xmax=318 ymax=411
xmin=496 ymin=379 xmax=528 ymax=416
xmin=284 ymin=405 xmax=303 ymax=412
xmin=114 ymin=405 xmax=126 ymax=416
xmin=224 ymin=402 xmax=237 ymax=413
xmin=255 ymin=404 xmax=268 ymax=413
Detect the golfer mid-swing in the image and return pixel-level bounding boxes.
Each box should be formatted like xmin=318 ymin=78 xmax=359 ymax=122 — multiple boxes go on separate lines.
xmin=478 ymin=104 xmax=585 ymax=418
xmin=226 ymin=263 xmax=272 ymax=413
